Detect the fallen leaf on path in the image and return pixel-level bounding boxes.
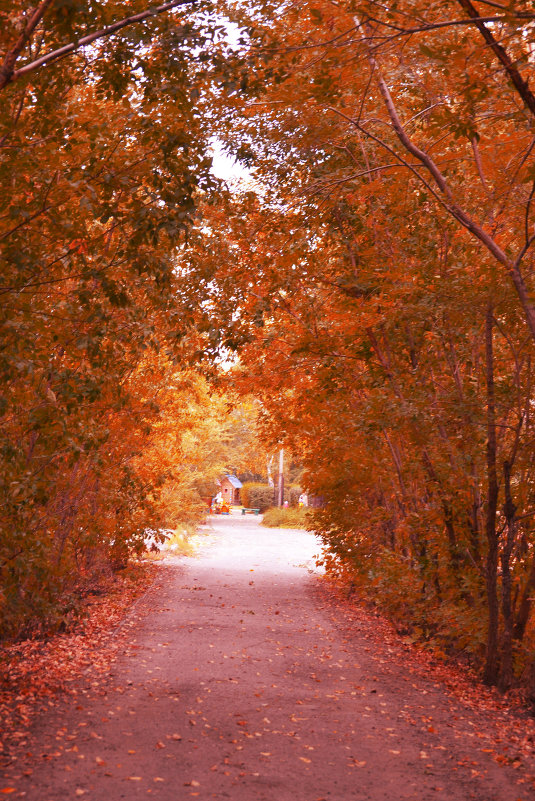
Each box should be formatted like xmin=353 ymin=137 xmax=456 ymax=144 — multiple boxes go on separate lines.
xmin=299 ymin=757 xmax=311 ymax=763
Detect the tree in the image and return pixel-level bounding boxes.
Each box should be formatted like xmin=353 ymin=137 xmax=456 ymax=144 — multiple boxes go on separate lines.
xmin=178 ymin=0 xmax=535 ymax=689
xmin=0 ymin=0 xmax=245 ymax=636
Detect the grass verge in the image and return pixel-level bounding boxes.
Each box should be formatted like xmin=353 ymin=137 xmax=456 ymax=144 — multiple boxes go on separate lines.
xmin=261 ymin=506 xmax=312 ymax=528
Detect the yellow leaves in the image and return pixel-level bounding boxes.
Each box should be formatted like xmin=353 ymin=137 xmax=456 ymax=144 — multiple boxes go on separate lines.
xmin=299 ymin=756 xmax=312 ymax=763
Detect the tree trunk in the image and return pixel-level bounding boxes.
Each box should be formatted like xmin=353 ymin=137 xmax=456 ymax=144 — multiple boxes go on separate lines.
xmin=483 ymin=303 xmax=500 ymax=686
xmin=499 ymin=460 xmax=516 ymax=690
xmin=513 ymin=555 xmax=535 ymax=642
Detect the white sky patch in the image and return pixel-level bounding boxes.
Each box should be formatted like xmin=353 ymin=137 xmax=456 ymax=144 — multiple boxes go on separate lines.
xmin=210 ymin=139 xmax=253 ymax=185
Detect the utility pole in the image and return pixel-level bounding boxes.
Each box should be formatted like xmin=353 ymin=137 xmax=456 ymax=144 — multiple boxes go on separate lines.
xmin=278 ymin=448 xmax=284 ymax=507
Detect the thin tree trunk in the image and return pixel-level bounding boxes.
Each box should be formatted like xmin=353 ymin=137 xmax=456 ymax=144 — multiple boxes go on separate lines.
xmin=483 ymin=303 xmax=500 ymax=685
xmin=499 ymin=460 xmax=516 ymax=690
xmin=513 ymin=555 xmax=535 ymax=642
xmin=469 ymin=462 xmax=482 ymax=564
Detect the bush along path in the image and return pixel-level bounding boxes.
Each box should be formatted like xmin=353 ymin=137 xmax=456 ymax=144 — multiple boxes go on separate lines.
xmin=1 ymin=513 xmax=534 ymax=800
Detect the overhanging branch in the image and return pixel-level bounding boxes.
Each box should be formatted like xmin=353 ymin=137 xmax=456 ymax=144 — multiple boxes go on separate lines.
xmin=1 ymin=0 xmax=198 ymax=90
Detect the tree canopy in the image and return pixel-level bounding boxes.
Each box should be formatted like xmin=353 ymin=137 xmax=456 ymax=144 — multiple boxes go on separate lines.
xmin=3 ymin=0 xmax=535 ymax=696
xmin=180 ymin=0 xmax=535 ymax=692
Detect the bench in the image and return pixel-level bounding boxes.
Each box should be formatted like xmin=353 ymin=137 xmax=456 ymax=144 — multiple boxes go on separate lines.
xmin=241 ymin=507 xmax=261 ymax=515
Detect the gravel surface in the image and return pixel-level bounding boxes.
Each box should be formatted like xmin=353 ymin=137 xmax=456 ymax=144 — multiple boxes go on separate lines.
xmin=2 ymin=513 xmax=533 ymax=800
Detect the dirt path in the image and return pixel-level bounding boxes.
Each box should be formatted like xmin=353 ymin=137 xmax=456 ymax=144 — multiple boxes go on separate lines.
xmin=2 ymin=514 xmax=534 ymax=800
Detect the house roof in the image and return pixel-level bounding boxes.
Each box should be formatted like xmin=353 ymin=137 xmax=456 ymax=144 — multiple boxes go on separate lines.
xmin=224 ymin=474 xmax=243 ymax=489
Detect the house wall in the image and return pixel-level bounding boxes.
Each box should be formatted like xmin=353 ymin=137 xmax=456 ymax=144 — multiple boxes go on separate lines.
xmin=220 ymin=478 xmax=240 ymax=504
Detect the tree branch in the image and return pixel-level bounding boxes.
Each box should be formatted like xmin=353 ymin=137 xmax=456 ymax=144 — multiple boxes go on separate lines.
xmin=470 ymin=135 xmax=490 ymax=193
xmin=2 ymin=0 xmax=198 ymax=90
xmin=0 ymin=0 xmax=55 ymax=90
xmin=456 ymin=0 xmax=535 ymax=119
xmin=344 ymin=19 xmax=535 ymax=344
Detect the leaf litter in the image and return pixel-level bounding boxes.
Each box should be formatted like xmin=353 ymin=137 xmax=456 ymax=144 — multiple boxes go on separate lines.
xmin=0 ymin=564 xmax=157 ymax=759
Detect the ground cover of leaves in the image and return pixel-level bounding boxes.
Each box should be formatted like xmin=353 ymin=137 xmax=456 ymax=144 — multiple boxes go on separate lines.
xmin=315 ymin=579 xmax=535 ymax=789
xmin=0 ymin=564 xmax=156 ymax=759
xmin=1 ymin=519 xmax=535 ymax=800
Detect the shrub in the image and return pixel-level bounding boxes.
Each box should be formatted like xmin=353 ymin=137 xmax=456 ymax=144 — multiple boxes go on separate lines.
xmin=240 ymin=483 xmax=275 ymax=512
xmin=288 ymin=485 xmax=302 ymax=507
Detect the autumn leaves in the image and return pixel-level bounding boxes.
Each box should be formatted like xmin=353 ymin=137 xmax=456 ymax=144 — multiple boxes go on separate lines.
xmin=189 ymin=0 xmax=535 ymax=691
xmin=3 ymin=0 xmax=535 ymax=697
xmin=0 ymin=3 xmax=239 ymax=637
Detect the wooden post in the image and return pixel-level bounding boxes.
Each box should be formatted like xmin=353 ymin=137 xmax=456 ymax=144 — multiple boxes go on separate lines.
xmin=278 ymin=448 xmax=284 ymax=507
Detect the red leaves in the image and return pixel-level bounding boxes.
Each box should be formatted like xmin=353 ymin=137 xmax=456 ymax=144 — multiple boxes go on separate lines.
xmin=0 ymin=565 xmax=155 ymax=752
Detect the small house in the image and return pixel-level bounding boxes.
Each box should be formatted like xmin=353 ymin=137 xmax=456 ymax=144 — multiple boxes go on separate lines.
xmin=219 ymin=474 xmax=242 ymax=505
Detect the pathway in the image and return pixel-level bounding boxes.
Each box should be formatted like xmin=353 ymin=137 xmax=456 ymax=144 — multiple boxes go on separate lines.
xmin=2 ymin=514 xmax=533 ymax=800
